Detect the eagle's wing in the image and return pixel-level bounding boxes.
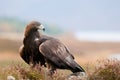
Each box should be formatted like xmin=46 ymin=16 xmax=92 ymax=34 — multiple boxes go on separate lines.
xmin=19 ymin=45 xmax=30 ymax=64
xmin=39 ymin=38 xmax=78 ymax=69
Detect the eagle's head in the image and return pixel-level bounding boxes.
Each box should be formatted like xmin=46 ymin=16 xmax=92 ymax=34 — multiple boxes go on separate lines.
xmin=25 ymin=21 xmax=45 ymax=37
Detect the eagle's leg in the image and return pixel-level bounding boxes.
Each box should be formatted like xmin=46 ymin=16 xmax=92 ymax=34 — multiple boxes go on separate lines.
xmin=49 ymin=68 xmax=55 ymax=75
xmin=48 ymin=64 xmax=56 ymax=75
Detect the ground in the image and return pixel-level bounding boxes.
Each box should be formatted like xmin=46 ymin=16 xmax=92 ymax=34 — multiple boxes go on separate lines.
xmin=0 ymin=35 xmax=120 ymax=80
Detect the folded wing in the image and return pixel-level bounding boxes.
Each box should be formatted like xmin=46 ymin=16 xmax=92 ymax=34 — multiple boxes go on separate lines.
xmin=39 ymin=38 xmax=85 ymax=72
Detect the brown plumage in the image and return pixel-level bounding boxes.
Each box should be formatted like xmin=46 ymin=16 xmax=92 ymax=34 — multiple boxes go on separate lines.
xmin=19 ymin=21 xmax=46 ymax=67
xmin=20 ymin=21 xmax=85 ymax=74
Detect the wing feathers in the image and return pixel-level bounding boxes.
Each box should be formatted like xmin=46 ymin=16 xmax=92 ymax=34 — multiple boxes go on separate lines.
xmin=39 ymin=39 xmax=76 ymax=68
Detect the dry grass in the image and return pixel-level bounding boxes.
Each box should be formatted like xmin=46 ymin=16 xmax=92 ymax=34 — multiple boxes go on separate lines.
xmin=87 ymin=59 xmax=120 ymax=80
xmin=0 ymin=63 xmax=66 ymax=80
xmin=0 ymin=59 xmax=120 ymax=80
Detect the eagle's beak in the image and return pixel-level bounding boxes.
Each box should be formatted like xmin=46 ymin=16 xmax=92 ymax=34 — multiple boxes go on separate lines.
xmin=39 ymin=25 xmax=45 ymax=31
xmin=43 ymin=27 xmax=45 ymax=31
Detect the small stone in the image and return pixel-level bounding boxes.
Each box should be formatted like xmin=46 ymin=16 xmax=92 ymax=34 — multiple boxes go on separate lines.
xmin=7 ymin=76 xmax=15 ymax=80
xmin=65 ymin=72 xmax=87 ymax=80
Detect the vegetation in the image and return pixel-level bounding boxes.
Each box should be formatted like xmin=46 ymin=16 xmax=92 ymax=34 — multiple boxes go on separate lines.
xmin=0 ymin=59 xmax=120 ymax=80
xmin=0 ymin=63 xmax=65 ymax=80
xmin=88 ymin=59 xmax=120 ymax=80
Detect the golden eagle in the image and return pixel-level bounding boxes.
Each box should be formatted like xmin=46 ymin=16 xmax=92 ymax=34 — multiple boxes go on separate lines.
xmin=20 ymin=21 xmax=85 ymax=74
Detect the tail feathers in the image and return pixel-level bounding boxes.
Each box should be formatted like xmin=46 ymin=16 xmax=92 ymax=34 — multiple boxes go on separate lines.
xmin=65 ymin=56 xmax=85 ymax=73
xmin=71 ymin=64 xmax=85 ymax=73
xmin=66 ymin=60 xmax=85 ymax=73
xmin=74 ymin=66 xmax=85 ymax=72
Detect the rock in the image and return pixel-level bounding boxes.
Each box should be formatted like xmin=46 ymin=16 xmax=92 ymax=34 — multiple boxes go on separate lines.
xmin=7 ymin=76 xmax=15 ymax=80
xmin=65 ymin=72 xmax=87 ymax=80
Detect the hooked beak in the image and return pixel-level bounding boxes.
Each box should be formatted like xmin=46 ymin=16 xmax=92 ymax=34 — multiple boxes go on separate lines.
xmin=39 ymin=25 xmax=45 ymax=31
